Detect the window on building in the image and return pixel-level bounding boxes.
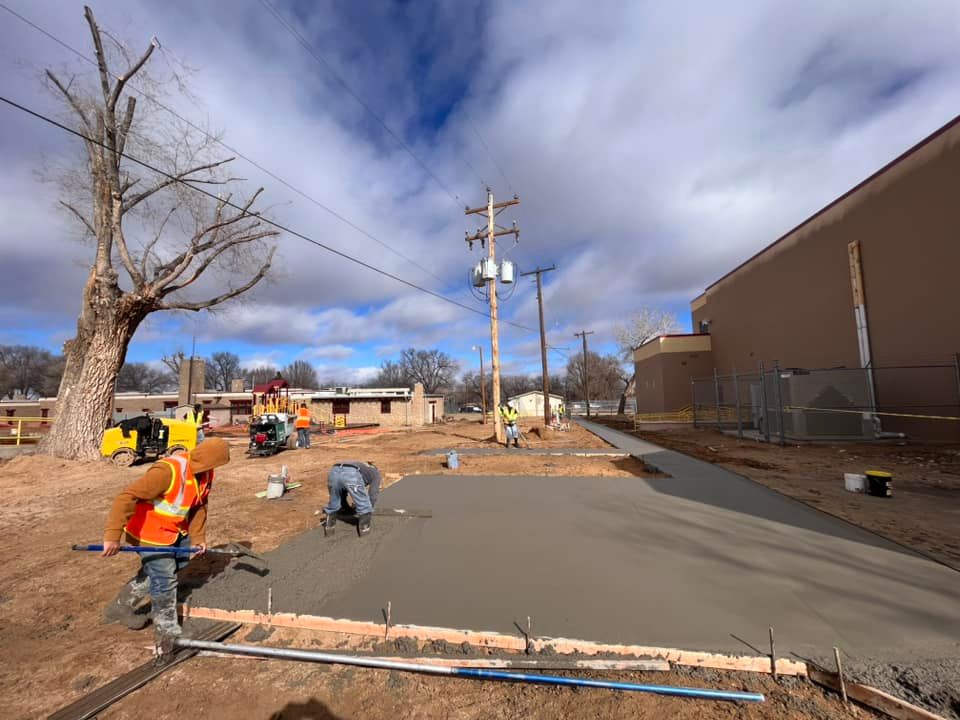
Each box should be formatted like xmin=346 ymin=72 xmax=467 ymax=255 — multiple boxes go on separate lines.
xmin=333 ymin=399 xmax=350 ymax=415
xmin=380 ymin=399 xmax=391 ymax=414
xmin=163 ymin=401 xmax=178 ymax=410
xmin=230 ymin=399 xmax=253 ymax=415
xmin=5 ymin=409 xmax=15 ymax=417
xmin=116 ymin=408 xmax=122 ymax=414
xmin=41 ymin=408 xmax=49 ymax=418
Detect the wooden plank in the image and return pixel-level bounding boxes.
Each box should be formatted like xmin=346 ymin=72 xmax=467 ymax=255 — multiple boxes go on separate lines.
xmin=809 ymin=668 xmax=946 ymax=720
xmin=185 ymin=606 xmax=807 ymax=676
xmin=47 ymin=621 xmax=239 ymax=720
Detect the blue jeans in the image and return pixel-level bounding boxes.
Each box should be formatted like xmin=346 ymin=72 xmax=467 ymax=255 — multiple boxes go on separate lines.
xmin=505 ymin=423 xmax=519 ymax=440
xmin=138 ymin=534 xmax=191 ymax=636
xmin=297 ymin=428 xmax=311 ymax=448
xmin=324 ymin=465 xmax=373 ymax=516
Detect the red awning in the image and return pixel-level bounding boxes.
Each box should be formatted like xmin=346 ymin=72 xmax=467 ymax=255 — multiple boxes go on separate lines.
xmin=253 ymin=379 xmax=288 ymax=393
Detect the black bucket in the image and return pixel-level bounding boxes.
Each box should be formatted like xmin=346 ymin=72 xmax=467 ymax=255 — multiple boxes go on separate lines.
xmin=865 ymin=470 xmax=893 ymax=498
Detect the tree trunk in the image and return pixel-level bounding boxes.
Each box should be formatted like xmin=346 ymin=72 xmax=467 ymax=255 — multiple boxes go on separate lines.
xmin=617 ymin=372 xmax=635 ymax=415
xmin=42 ymin=284 xmax=142 ymax=460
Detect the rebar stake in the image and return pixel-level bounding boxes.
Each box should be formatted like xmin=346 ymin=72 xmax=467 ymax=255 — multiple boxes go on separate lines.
xmin=769 ymin=627 xmax=776 ymax=678
xmin=385 ymin=601 xmax=392 ymax=641
xmin=267 ymin=587 xmax=273 ymax=616
xmin=834 ymin=647 xmax=848 ymax=705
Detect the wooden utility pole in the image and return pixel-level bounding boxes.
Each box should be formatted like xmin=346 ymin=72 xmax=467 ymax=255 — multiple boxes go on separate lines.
xmin=520 ymin=265 xmax=556 ymax=426
xmin=473 ymin=344 xmax=487 ymax=424
xmin=465 ymin=189 xmax=519 ymax=443
xmin=575 ymin=330 xmax=595 ymax=418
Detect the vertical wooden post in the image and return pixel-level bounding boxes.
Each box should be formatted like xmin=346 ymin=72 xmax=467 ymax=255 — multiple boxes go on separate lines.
xmin=486 ymin=191 xmax=504 ymax=444
xmin=16 ymin=419 xmax=22 ymax=447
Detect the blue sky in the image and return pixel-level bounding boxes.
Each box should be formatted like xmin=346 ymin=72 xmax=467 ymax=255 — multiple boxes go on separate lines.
xmin=1 ymin=0 xmax=959 ymax=383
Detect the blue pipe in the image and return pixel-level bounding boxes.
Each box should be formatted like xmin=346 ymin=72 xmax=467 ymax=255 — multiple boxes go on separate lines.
xmin=72 ymin=543 xmax=201 ymax=554
xmin=176 ymin=639 xmax=765 ymax=703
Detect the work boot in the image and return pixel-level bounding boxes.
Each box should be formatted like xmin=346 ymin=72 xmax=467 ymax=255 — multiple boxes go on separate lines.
xmin=104 ymin=575 xmax=152 ymax=630
xmin=357 ymin=513 xmax=372 ymax=536
xmin=514 ymin=439 xmax=520 ymax=448
xmin=324 ymin=512 xmax=337 ymax=537
xmin=151 ymin=591 xmax=182 ymax=658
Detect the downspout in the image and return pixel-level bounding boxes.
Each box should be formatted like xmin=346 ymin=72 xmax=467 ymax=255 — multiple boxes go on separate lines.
xmin=847 ymin=241 xmax=901 ymax=438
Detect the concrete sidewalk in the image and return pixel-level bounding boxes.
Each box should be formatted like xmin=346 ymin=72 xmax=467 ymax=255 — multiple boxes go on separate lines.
xmin=421 ymin=447 xmax=629 ymax=457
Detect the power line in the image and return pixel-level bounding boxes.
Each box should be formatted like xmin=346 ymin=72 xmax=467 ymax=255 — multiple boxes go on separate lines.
xmin=0 ymin=93 xmax=552 ymax=338
xmin=0 ymin=2 xmax=461 ymax=295
xmin=257 ymin=0 xmax=479 ymax=206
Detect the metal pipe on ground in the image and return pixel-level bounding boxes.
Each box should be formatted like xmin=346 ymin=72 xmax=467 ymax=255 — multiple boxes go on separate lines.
xmin=175 ymin=639 xmax=766 ymax=702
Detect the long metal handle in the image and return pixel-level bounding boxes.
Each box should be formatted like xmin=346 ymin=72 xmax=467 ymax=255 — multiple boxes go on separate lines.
xmin=72 ymin=544 xmax=200 ymax=554
xmin=176 ymin=639 xmax=765 ymax=702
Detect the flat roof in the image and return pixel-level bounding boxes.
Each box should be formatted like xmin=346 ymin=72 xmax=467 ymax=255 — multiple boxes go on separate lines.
xmin=701 ymin=113 xmax=960 ymax=293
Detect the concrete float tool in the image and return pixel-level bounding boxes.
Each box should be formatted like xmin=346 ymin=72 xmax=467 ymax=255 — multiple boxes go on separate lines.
xmin=72 ymin=543 xmax=269 ymax=570
xmin=175 ymin=639 xmax=765 ymax=703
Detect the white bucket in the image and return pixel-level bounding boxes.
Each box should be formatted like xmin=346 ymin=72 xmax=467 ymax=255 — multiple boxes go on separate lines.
xmin=266 ymin=473 xmax=285 ymax=499
xmin=844 ymin=473 xmax=867 ymax=493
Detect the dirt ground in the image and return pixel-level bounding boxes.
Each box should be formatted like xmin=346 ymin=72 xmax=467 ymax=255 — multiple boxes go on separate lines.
xmin=600 ymin=419 xmax=960 ymax=571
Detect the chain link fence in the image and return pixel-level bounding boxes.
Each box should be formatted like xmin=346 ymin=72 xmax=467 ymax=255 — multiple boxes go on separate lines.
xmin=692 ymin=361 xmax=960 ymax=442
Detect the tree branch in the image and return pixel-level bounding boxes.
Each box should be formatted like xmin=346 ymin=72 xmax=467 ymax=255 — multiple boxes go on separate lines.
xmin=140 ymin=205 xmax=178 ymax=279
xmin=161 ymin=230 xmax=278 ymax=295
xmin=59 ymin=201 xmax=96 ymax=237
xmin=109 ymin=39 xmax=156 ymax=111
xmin=116 ymin=95 xmax=136 ymax=157
xmin=83 ymin=6 xmax=114 ymax=112
xmin=122 ymin=157 xmax=235 ymax=213
xmin=45 ymin=71 xmax=93 ymax=133
xmin=158 ymin=246 xmax=277 ymax=312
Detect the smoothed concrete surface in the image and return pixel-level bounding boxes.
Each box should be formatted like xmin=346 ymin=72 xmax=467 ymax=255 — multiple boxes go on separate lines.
xmin=317 ymin=473 xmax=958 ymax=660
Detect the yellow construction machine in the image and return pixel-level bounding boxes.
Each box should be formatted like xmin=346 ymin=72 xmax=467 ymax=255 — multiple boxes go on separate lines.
xmin=100 ymin=415 xmax=198 ymax=466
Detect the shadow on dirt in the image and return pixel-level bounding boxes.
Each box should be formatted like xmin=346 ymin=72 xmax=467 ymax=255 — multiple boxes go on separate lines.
xmin=268 ymin=697 xmax=343 ymax=720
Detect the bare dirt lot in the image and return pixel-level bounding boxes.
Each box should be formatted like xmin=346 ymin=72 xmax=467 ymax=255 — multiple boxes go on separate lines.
xmin=601 ymin=419 xmax=960 ymax=571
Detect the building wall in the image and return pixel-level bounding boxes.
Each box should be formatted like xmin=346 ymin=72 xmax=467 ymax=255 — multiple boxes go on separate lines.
xmin=690 ymin=117 xmax=960 ymax=440
xmin=510 ymin=393 xmax=564 ymax=418
xmin=634 ymin=337 xmax=714 ymax=414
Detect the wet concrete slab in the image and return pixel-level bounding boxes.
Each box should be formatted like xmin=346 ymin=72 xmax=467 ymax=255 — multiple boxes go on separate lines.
xmin=420 ymin=447 xmax=630 ymax=457
xmin=314 ymin=474 xmax=959 ymax=660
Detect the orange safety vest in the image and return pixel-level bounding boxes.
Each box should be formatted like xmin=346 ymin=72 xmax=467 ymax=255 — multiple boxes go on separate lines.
xmin=294 ymin=407 xmax=311 ymax=429
xmin=124 ymin=454 xmax=212 ymax=546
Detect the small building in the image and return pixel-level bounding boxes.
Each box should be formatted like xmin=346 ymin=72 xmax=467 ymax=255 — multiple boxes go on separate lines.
xmin=633 ymin=334 xmax=713 ymax=415
xmin=507 ymin=391 xmax=565 ymax=418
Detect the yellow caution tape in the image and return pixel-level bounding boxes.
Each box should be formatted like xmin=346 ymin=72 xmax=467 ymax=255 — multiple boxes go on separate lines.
xmin=783 ymin=406 xmax=960 ymax=422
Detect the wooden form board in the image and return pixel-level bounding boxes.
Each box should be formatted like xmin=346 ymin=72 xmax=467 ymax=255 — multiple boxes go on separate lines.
xmin=185 ymin=606 xmax=807 ymax=676
xmin=808 ymin=668 xmax=946 ymax=720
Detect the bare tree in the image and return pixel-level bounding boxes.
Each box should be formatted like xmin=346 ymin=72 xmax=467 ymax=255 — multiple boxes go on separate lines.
xmin=205 ymin=351 xmax=242 ymax=391
xmin=613 ymin=308 xmax=678 ymax=413
xmin=398 ymin=348 xmax=458 ymax=394
xmin=244 ymin=366 xmax=279 ymax=388
xmin=161 ymin=350 xmax=185 ymax=377
xmin=564 ymin=351 xmax=624 ymax=402
xmin=283 ymin=359 xmax=319 ymax=389
xmin=116 ymin=362 xmax=172 ymax=393
xmin=0 ymin=345 xmax=61 ymax=399
xmin=40 ymin=7 xmax=278 ymax=459
xmin=372 ymin=359 xmax=409 ymax=388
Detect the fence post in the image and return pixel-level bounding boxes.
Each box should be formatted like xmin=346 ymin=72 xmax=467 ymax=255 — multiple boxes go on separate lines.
xmin=691 ymin=378 xmax=697 ymax=428
xmin=758 ymin=360 xmax=771 ymax=444
xmin=16 ymin=419 xmax=22 ymax=447
xmin=773 ymin=360 xmax=786 ymax=446
xmin=714 ymin=369 xmax=722 ymax=430
xmin=954 ymin=353 xmax=960 ymax=412
xmin=733 ymin=366 xmax=743 ymax=439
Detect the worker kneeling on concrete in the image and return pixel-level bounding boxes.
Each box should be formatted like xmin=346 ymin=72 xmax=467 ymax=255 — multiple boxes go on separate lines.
xmin=499 ymin=402 xmax=520 ymax=448
xmin=323 ymin=461 xmax=379 ymax=537
xmin=101 ymin=438 xmax=230 ymax=648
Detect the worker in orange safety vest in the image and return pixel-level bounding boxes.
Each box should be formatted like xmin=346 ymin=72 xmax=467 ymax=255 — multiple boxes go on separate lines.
xmin=101 ymin=438 xmax=230 ymax=649
xmin=294 ymin=403 xmax=313 ymax=448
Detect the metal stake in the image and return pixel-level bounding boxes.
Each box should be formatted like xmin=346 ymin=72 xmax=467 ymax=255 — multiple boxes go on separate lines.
xmin=526 ymin=615 xmax=533 ymax=654
xmin=768 ymin=627 xmax=776 ymax=678
xmin=834 ymin=647 xmax=848 ymax=705
xmin=267 ymin=587 xmax=272 ymax=615
xmin=385 ymin=600 xmax=392 ymax=641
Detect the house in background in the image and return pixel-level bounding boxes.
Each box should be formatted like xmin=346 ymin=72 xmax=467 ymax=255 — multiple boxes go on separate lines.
xmin=507 ymin=390 xmax=565 ymax=418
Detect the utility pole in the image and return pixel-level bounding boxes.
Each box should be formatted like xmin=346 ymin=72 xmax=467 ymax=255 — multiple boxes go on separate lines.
xmin=574 ymin=330 xmax=594 ymax=418
xmin=520 ymin=265 xmax=556 ymax=426
xmin=472 ymin=344 xmax=487 ymax=424
xmin=465 ymin=189 xmax=519 ymax=444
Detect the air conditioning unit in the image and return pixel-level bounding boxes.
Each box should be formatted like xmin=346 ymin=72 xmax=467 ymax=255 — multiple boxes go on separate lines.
xmin=499 ymin=260 xmax=515 ymax=283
